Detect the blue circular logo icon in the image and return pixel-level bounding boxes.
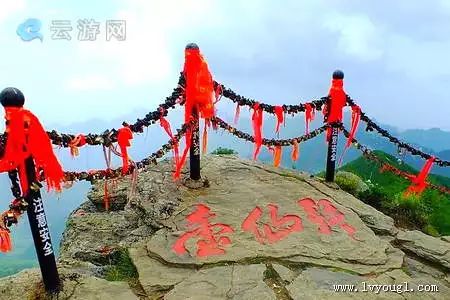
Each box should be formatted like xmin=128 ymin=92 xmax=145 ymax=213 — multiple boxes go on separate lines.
xmin=17 ymin=18 xmax=43 ymax=42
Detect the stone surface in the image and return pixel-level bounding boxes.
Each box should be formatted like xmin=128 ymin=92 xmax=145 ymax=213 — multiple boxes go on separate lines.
xmin=303 ymin=175 xmax=398 ymax=236
xmin=59 ymin=201 xmax=143 ymax=265
xmin=128 ymin=244 xmax=195 ymax=296
xmin=441 ymin=236 xmax=450 ymax=243
xmin=165 ymin=264 xmax=275 ymax=300
xmin=0 ymin=268 xmax=138 ymax=300
xmin=287 ymin=268 xmax=450 ymax=300
xmin=396 ymin=230 xmax=450 ymax=270
xmin=145 ymin=157 xmax=403 ymax=275
xmin=2 ymin=155 xmax=450 ymax=300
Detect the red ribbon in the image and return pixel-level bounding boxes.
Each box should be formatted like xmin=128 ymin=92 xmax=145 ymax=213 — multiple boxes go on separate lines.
xmin=291 ymin=140 xmax=299 ymax=162
xmin=0 ymin=107 xmax=64 ymax=194
xmin=274 ymin=106 xmax=284 ymax=134
xmin=273 ymin=146 xmax=282 ymax=167
xmin=69 ymin=134 xmax=86 ymax=157
xmin=0 ymin=228 xmax=11 ymax=253
xmin=327 ymin=79 xmax=347 ymax=124
xmin=117 ymin=126 xmax=133 ymax=175
xmin=252 ymin=103 xmax=264 ymax=160
xmin=175 ymin=47 xmax=215 ymax=179
xmin=338 ymin=105 xmax=361 ymax=166
xmin=202 ymin=119 xmax=210 ymax=155
xmin=305 ymin=103 xmax=315 ymax=134
xmin=405 ymin=157 xmax=435 ymax=196
xmin=159 ymin=109 xmax=179 ymax=166
xmin=183 ymin=48 xmax=215 ymax=120
xmin=234 ymin=103 xmax=240 ymax=125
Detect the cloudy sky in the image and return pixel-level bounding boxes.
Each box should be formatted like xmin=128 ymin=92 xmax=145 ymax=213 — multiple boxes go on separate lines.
xmin=1 ymin=0 xmax=450 ymax=131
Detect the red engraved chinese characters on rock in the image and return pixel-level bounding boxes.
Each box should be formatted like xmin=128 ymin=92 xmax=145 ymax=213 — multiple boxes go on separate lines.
xmin=172 ymin=204 xmax=234 ymax=257
xmin=242 ymin=204 xmax=303 ymax=244
xmin=297 ymin=198 xmax=356 ymax=238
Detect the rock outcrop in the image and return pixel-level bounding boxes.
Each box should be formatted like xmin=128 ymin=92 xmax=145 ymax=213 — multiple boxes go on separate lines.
xmin=1 ymin=155 xmax=449 ymax=299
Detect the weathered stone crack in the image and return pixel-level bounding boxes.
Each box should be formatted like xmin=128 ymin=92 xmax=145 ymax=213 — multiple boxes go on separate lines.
xmin=263 ymin=263 xmax=293 ymax=300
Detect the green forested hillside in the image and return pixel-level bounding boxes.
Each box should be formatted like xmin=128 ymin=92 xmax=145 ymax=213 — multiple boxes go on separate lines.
xmin=338 ymin=151 xmax=450 ymax=235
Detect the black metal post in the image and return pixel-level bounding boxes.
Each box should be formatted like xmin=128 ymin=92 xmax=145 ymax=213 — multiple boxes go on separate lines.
xmin=325 ymin=125 xmax=339 ymax=182
xmin=24 ymin=156 xmax=60 ymax=293
xmin=189 ymin=107 xmax=201 ymax=180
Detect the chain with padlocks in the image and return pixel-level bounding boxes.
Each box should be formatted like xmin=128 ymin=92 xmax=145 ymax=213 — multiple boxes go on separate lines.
xmin=0 ymin=198 xmax=28 ymax=231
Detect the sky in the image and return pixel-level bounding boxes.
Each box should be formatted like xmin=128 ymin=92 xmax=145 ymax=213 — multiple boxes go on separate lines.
xmin=1 ymin=0 xmax=450 ymax=131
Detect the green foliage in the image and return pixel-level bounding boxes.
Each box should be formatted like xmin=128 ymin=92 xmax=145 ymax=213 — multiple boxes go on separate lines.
xmin=335 ymin=172 xmax=367 ymax=196
xmin=211 ymin=147 xmax=237 ymax=155
xmin=340 ymin=150 xmax=450 ymax=236
xmin=105 ymin=248 xmax=138 ymax=282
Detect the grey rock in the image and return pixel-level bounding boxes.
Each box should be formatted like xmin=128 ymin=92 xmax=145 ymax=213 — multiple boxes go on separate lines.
xmin=396 ymin=230 xmax=450 ymax=270
xmin=165 ymin=264 xmax=275 ymax=300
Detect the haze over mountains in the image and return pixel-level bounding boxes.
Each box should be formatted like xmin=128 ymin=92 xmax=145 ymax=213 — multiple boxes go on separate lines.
xmin=45 ymin=107 xmax=450 ymax=177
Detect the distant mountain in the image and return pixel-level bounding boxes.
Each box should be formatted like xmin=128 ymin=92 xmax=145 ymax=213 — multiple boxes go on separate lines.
xmin=207 ymin=113 xmax=450 ymax=178
xmin=399 ymin=128 xmax=450 ymax=152
xmin=437 ymin=150 xmax=450 ymax=161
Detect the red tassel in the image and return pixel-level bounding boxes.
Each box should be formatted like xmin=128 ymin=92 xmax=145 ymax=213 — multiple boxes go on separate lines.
xmin=234 ymin=103 xmax=241 ymax=125
xmin=174 ymin=128 xmax=192 ymax=179
xmin=69 ymin=134 xmax=86 ymax=157
xmin=305 ymin=103 xmax=315 ymax=134
xmin=252 ymin=103 xmax=264 ymax=160
xmin=159 ymin=109 xmax=179 ymax=166
xmin=175 ymin=47 xmax=215 ymax=179
xmin=117 ymin=126 xmax=133 ymax=175
xmin=0 ymin=228 xmax=12 ymax=253
xmin=274 ymin=106 xmax=284 ymax=134
xmin=327 ymin=79 xmax=347 ymax=124
xmin=184 ymin=47 xmax=215 ymax=120
xmin=214 ymin=85 xmax=222 ymax=104
xmin=273 ymin=146 xmax=282 ymax=167
xmin=0 ymin=107 xmax=64 ymax=194
xmin=338 ymin=105 xmax=361 ymax=166
xmin=405 ymin=157 xmax=435 ymax=196
xmin=346 ymin=105 xmax=361 ymax=148
xmin=291 ymin=140 xmax=299 ymax=162
xmin=202 ymin=119 xmax=209 ymax=155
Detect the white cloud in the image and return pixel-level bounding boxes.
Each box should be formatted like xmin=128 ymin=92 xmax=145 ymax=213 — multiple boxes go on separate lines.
xmin=0 ymin=0 xmax=26 ymax=24
xmin=72 ymin=0 xmax=221 ymax=87
xmin=323 ymin=13 xmax=384 ymax=61
xmin=66 ymin=74 xmax=114 ymax=91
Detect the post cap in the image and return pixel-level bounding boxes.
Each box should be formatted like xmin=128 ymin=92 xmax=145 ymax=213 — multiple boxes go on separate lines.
xmin=0 ymin=87 xmax=25 ymax=108
xmin=332 ymin=70 xmax=344 ymax=79
xmin=185 ymin=43 xmax=199 ymax=50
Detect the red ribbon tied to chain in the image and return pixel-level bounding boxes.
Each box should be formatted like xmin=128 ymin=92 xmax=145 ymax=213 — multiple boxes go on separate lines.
xmin=0 ymin=107 xmax=64 ymax=194
xmin=252 ymin=103 xmax=264 ymax=160
xmin=159 ymin=108 xmax=179 ymax=166
xmin=274 ymin=106 xmax=284 ymax=134
xmin=69 ymin=134 xmax=86 ymax=157
xmin=273 ymin=145 xmax=282 ymax=167
xmin=234 ymin=103 xmax=241 ymax=125
xmin=0 ymin=228 xmax=12 ymax=253
xmin=117 ymin=125 xmax=133 ymax=175
xmin=405 ymin=157 xmax=435 ymax=196
xmin=338 ymin=105 xmax=361 ymax=166
xmin=291 ymin=140 xmax=299 ymax=162
xmin=304 ymin=103 xmax=315 ymax=134
xmin=325 ymin=78 xmax=347 ymax=141
xmin=175 ymin=46 xmax=216 ymax=179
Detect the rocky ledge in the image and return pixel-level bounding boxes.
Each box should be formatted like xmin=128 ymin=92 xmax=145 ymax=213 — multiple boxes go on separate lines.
xmin=1 ymin=155 xmax=449 ymax=299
